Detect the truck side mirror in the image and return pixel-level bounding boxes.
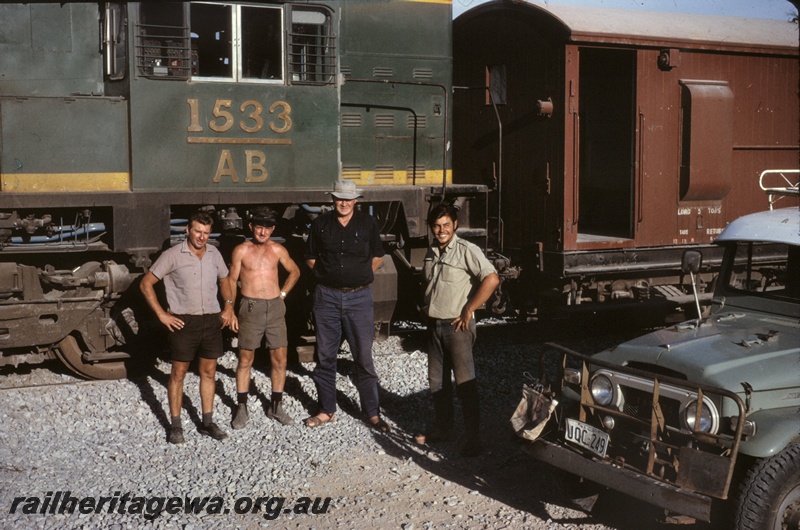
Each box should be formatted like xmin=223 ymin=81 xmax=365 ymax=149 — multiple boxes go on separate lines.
xmin=682 ymin=249 xmax=704 ymax=324
xmin=681 ymin=249 xmax=703 ymax=275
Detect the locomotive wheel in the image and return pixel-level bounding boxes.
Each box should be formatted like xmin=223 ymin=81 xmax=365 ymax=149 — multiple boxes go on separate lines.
xmin=54 ymin=335 xmax=127 ymax=380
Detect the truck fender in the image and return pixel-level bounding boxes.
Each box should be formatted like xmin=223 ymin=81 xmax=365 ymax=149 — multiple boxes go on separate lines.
xmin=738 ymin=406 xmax=800 ymax=459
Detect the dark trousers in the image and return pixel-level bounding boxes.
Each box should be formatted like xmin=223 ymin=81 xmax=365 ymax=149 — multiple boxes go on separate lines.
xmin=427 ymin=317 xmax=480 ymax=440
xmin=311 ymin=285 xmax=380 ymax=417
xmin=427 ymin=317 xmax=477 ymax=392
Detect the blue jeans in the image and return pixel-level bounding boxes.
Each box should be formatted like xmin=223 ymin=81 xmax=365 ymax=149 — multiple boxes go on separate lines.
xmin=311 ymin=285 xmax=380 ymax=417
xmin=427 ymin=317 xmax=477 ymax=394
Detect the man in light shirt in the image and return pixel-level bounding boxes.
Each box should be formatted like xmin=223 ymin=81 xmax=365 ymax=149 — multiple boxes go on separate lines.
xmin=140 ymin=210 xmax=236 ymax=444
xmin=416 ymin=203 xmax=499 ymax=457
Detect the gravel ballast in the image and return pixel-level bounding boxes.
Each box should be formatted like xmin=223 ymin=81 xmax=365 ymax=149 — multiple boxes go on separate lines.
xmin=0 ymin=321 xmax=683 ymax=529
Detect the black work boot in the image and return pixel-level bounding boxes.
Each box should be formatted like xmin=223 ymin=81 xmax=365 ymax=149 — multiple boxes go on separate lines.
xmin=457 ymin=379 xmax=482 ymax=457
xmin=415 ymin=389 xmax=453 ymax=444
xmin=429 ymin=388 xmax=454 ymax=441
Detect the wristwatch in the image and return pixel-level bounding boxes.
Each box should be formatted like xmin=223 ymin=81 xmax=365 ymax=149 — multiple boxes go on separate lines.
xmin=224 ymin=299 xmax=234 ymax=304
xmin=280 ymin=291 xmax=287 ymax=299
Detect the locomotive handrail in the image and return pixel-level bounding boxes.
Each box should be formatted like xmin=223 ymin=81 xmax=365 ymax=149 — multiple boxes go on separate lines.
xmin=345 ymin=78 xmax=449 ymax=201
xmin=759 ymin=169 xmax=799 ymax=209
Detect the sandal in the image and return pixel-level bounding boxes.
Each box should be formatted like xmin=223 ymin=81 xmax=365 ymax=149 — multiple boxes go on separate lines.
xmin=368 ymin=416 xmax=391 ymax=433
xmin=304 ymin=412 xmax=334 ymax=428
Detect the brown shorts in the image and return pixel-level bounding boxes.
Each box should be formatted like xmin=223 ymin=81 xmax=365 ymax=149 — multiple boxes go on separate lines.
xmin=237 ymin=295 xmax=287 ymax=350
xmin=168 ymin=314 xmax=224 ymax=362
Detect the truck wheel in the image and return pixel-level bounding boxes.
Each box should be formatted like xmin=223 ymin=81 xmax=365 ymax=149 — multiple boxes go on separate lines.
xmin=734 ymin=442 xmax=800 ymax=530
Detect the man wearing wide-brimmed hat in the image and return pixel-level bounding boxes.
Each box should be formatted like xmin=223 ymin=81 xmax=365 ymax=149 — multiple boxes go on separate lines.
xmin=303 ymin=179 xmax=391 ymax=432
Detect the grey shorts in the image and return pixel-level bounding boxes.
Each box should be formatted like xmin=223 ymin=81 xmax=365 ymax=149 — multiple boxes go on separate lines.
xmin=237 ymin=295 xmax=287 ymax=350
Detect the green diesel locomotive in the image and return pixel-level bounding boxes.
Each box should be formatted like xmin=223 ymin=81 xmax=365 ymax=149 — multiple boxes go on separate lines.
xmin=0 ymin=1 xmax=489 ymax=378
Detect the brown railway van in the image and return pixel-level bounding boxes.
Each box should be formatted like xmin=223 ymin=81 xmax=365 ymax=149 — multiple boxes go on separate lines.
xmin=453 ymin=1 xmax=799 ymax=320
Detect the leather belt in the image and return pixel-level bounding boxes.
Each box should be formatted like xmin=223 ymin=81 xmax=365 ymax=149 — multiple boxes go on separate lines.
xmin=327 ymin=284 xmax=369 ymax=293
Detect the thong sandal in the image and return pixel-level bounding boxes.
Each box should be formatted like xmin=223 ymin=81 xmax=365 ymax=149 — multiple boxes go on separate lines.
xmin=304 ymin=412 xmax=334 ymax=428
xmin=368 ymin=417 xmax=391 ymax=433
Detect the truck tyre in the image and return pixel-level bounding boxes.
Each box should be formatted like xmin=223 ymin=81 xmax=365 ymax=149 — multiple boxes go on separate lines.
xmin=734 ymin=442 xmax=800 ymax=530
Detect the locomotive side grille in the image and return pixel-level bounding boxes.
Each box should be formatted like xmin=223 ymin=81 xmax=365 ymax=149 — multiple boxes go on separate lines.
xmin=413 ymin=68 xmax=433 ymax=80
xmin=341 ymin=165 xmax=361 ymax=180
xmin=375 ymin=114 xmax=395 ymax=128
xmin=374 ymin=166 xmax=395 ymax=181
xmin=407 ymin=115 xmax=427 ymax=129
xmin=373 ymin=67 xmax=394 ymax=78
xmin=407 ymin=165 xmax=426 ymax=181
xmin=341 ymin=114 xmax=363 ymax=128
xmin=340 ymin=66 xmax=353 ymax=78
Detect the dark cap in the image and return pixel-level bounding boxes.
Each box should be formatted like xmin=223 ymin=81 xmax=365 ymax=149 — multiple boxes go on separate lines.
xmin=250 ymin=206 xmax=277 ymax=227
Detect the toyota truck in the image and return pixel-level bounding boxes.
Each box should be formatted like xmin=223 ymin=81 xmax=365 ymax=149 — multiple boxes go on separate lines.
xmin=525 ymin=206 xmax=799 ymax=529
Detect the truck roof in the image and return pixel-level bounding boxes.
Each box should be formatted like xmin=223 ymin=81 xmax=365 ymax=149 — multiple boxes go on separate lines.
xmin=716 ymin=207 xmax=800 ymax=246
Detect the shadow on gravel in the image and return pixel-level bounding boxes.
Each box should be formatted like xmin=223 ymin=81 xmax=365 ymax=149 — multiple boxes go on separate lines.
xmin=229 ymin=347 xmax=382 ymax=426
xmin=369 ymin=317 xmax=700 ymax=530
xmin=128 ymin=359 xmax=234 ymax=440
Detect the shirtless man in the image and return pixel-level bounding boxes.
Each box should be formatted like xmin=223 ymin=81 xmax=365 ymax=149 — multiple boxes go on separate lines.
xmin=228 ymin=207 xmax=301 ymax=428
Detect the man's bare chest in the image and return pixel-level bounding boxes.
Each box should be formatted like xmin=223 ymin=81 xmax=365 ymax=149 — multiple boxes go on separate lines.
xmin=243 ymin=247 xmax=278 ymax=272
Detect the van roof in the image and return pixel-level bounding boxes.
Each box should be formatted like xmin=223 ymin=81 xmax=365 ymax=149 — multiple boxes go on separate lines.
xmin=462 ymin=1 xmax=799 ymax=54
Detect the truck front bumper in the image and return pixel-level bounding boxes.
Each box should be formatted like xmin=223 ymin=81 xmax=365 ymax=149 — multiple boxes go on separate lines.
xmin=524 ymin=438 xmax=713 ymax=522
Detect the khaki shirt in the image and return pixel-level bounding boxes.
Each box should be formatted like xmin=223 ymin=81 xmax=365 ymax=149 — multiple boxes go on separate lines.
xmin=422 ymin=234 xmax=496 ymax=319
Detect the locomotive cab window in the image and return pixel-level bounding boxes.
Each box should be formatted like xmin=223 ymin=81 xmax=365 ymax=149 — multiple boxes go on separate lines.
xmin=136 ymin=2 xmax=191 ymax=78
xmin=134 ymin=2 xmax=334 ymax=84
xmin=289 ymin=7 xmax=336 ymax=84
xmin=136 ymin=2 xmax=282 ymax=81
xmin=190 ymin=3 xmax=283 ymax=82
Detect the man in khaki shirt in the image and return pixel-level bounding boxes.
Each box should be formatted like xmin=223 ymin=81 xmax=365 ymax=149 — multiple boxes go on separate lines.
xmin=416 ymin=203 xmax=499 ymax=457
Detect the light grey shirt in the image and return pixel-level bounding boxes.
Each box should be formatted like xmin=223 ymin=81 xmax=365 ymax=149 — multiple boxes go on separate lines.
xmin=149 ymin=241 xmax=228 ymax=315
xmin=422 ymin=234 xmax=496 ymax=320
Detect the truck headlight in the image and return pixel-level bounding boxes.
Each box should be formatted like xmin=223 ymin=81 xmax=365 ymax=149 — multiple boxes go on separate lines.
xmin=684 ymin=400 xmax=717 ymax=433
xmin=590 ymin=374 xmax=614 ymax=406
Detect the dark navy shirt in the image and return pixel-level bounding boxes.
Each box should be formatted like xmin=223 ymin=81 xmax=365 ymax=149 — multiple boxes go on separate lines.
xmin=305 ymin=209 xmax=385 ymax=288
